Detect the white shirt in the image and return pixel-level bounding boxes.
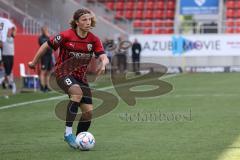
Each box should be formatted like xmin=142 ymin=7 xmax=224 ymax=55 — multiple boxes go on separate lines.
xmin=0 ymin=17 xmax=14 ymax=42
xmin=2 ymin=37 xmax=14 ymax=56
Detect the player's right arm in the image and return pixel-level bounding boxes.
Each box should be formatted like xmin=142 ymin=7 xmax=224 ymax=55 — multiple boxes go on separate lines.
xmin=29 ymin=32 xmax=65 ymax=69
xmin=28 ymin=42 xmax=50 ymax=69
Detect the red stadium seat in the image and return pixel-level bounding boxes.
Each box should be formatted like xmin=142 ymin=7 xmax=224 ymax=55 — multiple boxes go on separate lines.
xmin=226 ymin=9 xmax=234 ymax=18
xmin=154 ymin=10 xmax=164 ymax=19
xmin=135 ymin=10 xmax=143 ymax=19
xmin=226 ymin=1 xmax=235 ymax=9
xmin=143 ymin=28 xmax=153 ymax=34
xmin=145 ymin=10 xmax=154 ymax=19
xmin=105 ymin=2 xmax=114 ymax=10
xmin=154 ymin=21 xmax=164 ymax=27
xmin=136 ymin=2 xmax=144 ymax=10
xmin=167 ymin=1 xmax=175 ymax=10
xmin=236 ymin=1 xmax=240 ymax=9
xmin=235 ymin=19 xmax=240 ymax=27
xmin=115 ymin=2 xmax=124 ymax=10
xmin=226 ymin=19 xmax=234 ymax=27
xmin=125 ymin=10 xmax=134 ymax=19
xmin=146 ymin=1 xmax=154 ymax=10
xmin=115 ymin=10 xmax=124 ymax=19
xmin=125 ymin=2 xmax=134 ymax=10
xmin=235 ymin=27 xmax=240 ymax=33
xmin=154 ymin=28 xmax=164 ymax=34
xmin=225 ymin=28 xmax=234 ymax=33
xmin=133 ymin=20 xmax=142 ymax=28
xmin=143 ymin=20 xmax=153 ymax=27
xmin=155 ymin=1 xmax=164 ymax=10
xmin=166 ymin=10 xmax=175 ymax=19
xmin=165 ymin=20 xmax=174 ymax=27
xmin=235 ymin=10 xmax=240 ymax=18
xmin=165 ymin=28 xmax=174 ymax=34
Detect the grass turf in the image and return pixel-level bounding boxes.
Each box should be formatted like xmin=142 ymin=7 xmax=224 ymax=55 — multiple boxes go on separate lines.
xmin=0 ymin=73 xmax=240 ymax=160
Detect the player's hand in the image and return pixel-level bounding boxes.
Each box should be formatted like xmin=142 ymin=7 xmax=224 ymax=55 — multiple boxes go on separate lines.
xmin=96 ymin=65 xmax=105 ymax=76
xmin=28 ymin=61 xmax=36 ymax=69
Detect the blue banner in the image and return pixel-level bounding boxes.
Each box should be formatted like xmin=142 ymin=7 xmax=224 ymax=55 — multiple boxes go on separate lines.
xmin=180 ymin=0 xmax=219 ymax=15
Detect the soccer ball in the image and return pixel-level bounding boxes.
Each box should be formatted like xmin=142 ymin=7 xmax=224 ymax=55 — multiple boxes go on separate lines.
xmin=75 ymin=132 xmax=95 ymax=150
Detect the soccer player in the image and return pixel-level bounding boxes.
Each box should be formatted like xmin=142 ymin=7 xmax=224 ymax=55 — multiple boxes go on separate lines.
xmin=131 ymin=38 xmax=142 ymax=75
xmin=28 ymin=9 xmax=109 ymax=149
xmin=0 ymin=18 xmax=17 ymax=94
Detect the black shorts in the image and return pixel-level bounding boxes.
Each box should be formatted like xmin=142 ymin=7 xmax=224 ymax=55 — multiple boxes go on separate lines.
xmin=41 ymin=55 xmax=52 ymax=71
xmin=2 ymin=55 xmax=14 ymax=76
xmin=56 ymin=76 xmax=92 ymax=104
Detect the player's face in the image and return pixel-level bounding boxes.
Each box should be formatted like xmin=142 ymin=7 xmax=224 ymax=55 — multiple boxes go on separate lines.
xmin=77 ymin=14 xmax=92 ymax=32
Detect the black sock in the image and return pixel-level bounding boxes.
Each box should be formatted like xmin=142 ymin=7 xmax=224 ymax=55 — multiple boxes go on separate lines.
xmin=76 ymin=117 xmax=91 ymax=135
xmin=66 ymin=101 xmax=79 ymax=127
xmin=2 ymin=81 xmax=6 ymax=89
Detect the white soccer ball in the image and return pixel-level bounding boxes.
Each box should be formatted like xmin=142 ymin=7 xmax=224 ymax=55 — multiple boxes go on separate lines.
xmin=75 ymin=132 xmax=95 ymax=151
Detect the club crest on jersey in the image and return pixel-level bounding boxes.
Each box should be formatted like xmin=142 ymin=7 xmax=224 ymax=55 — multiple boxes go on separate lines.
xmin=87 ymin=44 xmax=93 ymax=51
xmin=54 ymin=35 xmax=62 ymax=43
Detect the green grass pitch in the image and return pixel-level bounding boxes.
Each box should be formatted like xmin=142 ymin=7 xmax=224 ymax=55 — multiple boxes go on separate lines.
xmin=0 ymin=73 xmax=240 ymax=160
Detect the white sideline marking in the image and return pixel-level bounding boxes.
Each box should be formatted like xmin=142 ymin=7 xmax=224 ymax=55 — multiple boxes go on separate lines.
xmin=0 ymin=74 xmax=180 ymax=110
xmin=218 ymin=135 xmax=240 ymax=160
xmin=0 ymin=96 xmax=66 ymax=110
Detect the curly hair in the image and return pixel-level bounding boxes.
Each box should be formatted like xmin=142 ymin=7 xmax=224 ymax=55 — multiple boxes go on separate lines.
xmin=70 ymin=8 xmax=96 ymax=29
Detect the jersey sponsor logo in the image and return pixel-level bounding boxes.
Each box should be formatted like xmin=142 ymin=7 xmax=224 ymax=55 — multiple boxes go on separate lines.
xmin=69 ymin=51 xmax=91 ymax=59
xmin=87 ymin=44 xmax=93 ymax=51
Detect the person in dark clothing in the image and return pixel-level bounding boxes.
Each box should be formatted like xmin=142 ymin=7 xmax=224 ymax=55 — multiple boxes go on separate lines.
xmin=131 ymin=39 xmax=141 ymax=75
xmin=38 ymin=26 xmax=53 ymax=92
xmin=115 ymin=36 xmax=128 ymax=73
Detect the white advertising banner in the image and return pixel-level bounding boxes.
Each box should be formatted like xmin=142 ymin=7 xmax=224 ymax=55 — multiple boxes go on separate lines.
xmin=129 ymin=34 xmax=240 ymax=57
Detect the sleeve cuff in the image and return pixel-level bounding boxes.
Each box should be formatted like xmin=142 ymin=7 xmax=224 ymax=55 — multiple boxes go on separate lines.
xmin=94 ymin=51 xmax=105 ymax=58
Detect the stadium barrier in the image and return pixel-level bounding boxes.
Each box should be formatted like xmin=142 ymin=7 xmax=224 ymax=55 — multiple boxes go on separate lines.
xmin=129 ymin=34 xmax=240 ymax=72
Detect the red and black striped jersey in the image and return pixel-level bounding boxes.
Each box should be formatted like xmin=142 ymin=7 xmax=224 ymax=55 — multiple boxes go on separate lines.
xmin=47 ymin=29 xmax=104 ymax=83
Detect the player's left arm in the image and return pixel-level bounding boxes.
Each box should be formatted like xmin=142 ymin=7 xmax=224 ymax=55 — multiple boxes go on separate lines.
xmin=94 ymin=37 xmax=109 ymax=76
xmin=96 ymin=54 xmax=109 ymax=76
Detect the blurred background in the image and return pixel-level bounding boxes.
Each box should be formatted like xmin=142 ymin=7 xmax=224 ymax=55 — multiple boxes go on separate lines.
xmin=0 ymin=0 xmax=239 ymax=91
xmin=0 ymin=0 xmax=240 ymax=81
xmin=0 ymin=0 xmax=240 ymax=90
